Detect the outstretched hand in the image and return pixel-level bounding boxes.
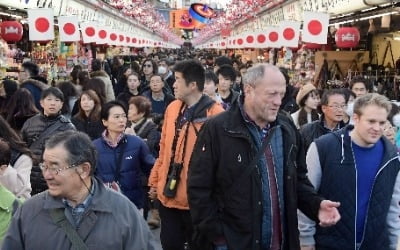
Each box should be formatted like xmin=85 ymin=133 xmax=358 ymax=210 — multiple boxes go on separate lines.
xmin=318 ymin=200 xmax=341 ymax=227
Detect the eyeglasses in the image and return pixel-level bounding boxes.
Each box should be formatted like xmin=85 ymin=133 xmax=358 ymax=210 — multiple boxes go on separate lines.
xmin=39 ymin=162 xmax=80 ymax=175
xmin=327 ymin=104 xmax=347 ymax=110
xmin=144 ymin=64 xmax=152 ymax=68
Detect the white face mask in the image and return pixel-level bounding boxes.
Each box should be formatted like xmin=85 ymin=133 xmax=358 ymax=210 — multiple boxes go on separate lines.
xmin=345 ymin=101 xmax=354 ymax=117
xmin=392 ymin=114 xmax=400 ymax=127
xmin=158 ymin=66 xmax=167 ymax=75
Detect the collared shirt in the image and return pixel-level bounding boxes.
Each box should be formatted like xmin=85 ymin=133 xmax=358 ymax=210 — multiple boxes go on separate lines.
xmin=62 ymin=181 xmax=95 ymax=227
xmin=102 ymin=130 xmax=124 ymax=148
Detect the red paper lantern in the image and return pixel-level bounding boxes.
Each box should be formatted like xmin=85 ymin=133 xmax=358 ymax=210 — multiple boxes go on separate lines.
xmin=0 ymin=21 xmax=23 ymax=42
xmin=335 ymin=27 xmax=360 ymax=48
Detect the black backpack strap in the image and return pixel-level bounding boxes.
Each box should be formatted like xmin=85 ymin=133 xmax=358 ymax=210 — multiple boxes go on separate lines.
xmin=50 ymin=208 xmax=89 ymax=250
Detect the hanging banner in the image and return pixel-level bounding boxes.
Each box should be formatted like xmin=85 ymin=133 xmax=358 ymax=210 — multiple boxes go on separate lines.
xmin=80 ymin=22 xmax=97 ymax=43
xmin=279 ymin=20 xmax=301 ymax=48
xmin=58 ymin=16 xmax=80 ymax=42
xmin=169 ymin=9 xmax=206 ymax=30
xmin=28 ymin=8 xmax=55 ymax=41
xmin=302 ymin=11 xmax=329 ymax=44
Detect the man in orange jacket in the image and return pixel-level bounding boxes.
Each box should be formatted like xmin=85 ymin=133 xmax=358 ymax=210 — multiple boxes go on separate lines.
xmin=148 ymin=59 xmax=224 ymax=250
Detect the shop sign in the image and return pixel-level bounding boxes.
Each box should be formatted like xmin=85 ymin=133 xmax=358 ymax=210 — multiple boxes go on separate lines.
xmin=335 ymin=27 xmax=360 ymax=48
xmin=260 ymin=8 xmax=284 ymax=26
xmin=283 ymin=1 xmax=302 ymax=21
xmin=0 ymin=0 xmax=36 ymax=10
xmin=300 ymin=0 xmax=387 ymax=15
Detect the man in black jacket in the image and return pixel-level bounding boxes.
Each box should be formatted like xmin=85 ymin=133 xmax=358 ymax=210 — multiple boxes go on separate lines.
xmin=188 ymin=63 xmax=341 ymax=250
xmin=300 ymin=89 xmax=347 ymax=151
xmin=21 ymin=87 xmax=75 ymax=195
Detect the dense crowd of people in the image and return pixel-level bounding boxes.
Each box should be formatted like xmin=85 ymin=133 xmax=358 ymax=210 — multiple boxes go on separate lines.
xmin=0 ymin=50 xmax=399 ymax=250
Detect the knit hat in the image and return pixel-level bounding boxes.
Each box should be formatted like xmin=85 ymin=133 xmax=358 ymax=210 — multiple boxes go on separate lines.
xmin=296 ymin=83 xmax=316 ymax=106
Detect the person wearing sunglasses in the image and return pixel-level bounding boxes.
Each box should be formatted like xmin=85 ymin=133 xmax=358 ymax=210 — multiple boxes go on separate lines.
xmin=2 ymin=130 xmax=158 ymax=250
xmin=139 ymin=59 xmax=158 ymax=94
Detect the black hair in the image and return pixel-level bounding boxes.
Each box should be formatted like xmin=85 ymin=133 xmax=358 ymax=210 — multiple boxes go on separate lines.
xmin=22 ymin=61 xmax=39 ymax=77
xmin=349 ymin=76 xmax=370 ymax=92
xmin=173 ymin=60 xmax=205 ymax=91
xmin=45 ymin=130 xmax=97 ymax=175
xmin=91 ymin=59 xmax=102 ymax=72
xmin=216 ymin=64 xmax=236 ymax=82
xmin=101 ymin=100 xmax=127 ymax=121
xmin=0 ymin=116 xmax=31 ymax=158
xmin=215 ymin=56 xmax=232 ymax=67
xmin=40 ymin=87 xmax=64 ymax=102
xmin=0 ymin=140 xmax=11 ymax=166
xmin=205 ymin=70 xmax=218 ymax=85
xmin=320 ymin=89 xmax=345 ymax=106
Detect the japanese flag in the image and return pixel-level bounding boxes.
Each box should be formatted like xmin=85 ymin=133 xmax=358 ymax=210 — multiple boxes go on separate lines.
xmin=58 ymin=16 xmax=80 ymax=42
xmin=96 ymin=27 xmax=109 ymax=45
xmin=302 ymin=11 xmax=329 ymax=44
xmin=80 ymin=22 xmax=97 ymax=44
xmin=243 ymin=32 xmax=256 ymax=48
xmin=265 ymin=27 xmax=281 ymax=48
xmin=279 ymin=21 xmax=301 ymax=48
xmin=254 ymin=31 xmax=268 ymax=48
xmin=28 ymin=8 xmax=54 ymax=41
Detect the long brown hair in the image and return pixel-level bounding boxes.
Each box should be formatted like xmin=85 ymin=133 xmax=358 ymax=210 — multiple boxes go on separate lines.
xmin=74 ymin=90 xmax=102 ymax=121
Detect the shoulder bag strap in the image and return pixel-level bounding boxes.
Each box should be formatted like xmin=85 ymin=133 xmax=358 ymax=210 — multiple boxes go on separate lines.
xmin=49 ymin=208 xmax=89 ymax=250
xmin=225 ymin=127 xmax=276 ymax=197
xmin=30 ymin=120 xmax=65 ymax=151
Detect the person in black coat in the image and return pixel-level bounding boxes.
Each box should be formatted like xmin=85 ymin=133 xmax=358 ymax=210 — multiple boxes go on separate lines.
xmin=71 ymin=90 xmax=104 ymax=140
xmin=188 ymin=63 xmax=340 ymax=250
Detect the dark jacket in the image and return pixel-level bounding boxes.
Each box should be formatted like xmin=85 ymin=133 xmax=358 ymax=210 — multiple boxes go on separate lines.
xmin=299 ymin=115 xmax=346 ymax=151
xmin=21 ymin=113 xmax=75 ymax=194
xmin=116 ymin=89 xmax=140 ymax=109
xmin=1 ymin=177 xmax=159 ymax=250
xmin=71 ymin=117 xmax=104 ymax=140
xmin=141 ymin=90 xmax=175 ymax=116
xmin=188 ymin=101 xmax=323 ymax=250
xmin=93 ymin=134 xmax=155 ymax=209
xmin=20 ymin=79 xmax=49 ymax=110
xmin=221 ymin=90 xmax=240 ymax=110
xmin=131 ymin=119 xmax=160 ymax=158
xmin=312 ymin=126 xmax=400 ymax=250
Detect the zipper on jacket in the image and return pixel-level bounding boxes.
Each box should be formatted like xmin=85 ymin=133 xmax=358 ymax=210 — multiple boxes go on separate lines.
xmin=358 ymin=156 xmax=398 ymax=247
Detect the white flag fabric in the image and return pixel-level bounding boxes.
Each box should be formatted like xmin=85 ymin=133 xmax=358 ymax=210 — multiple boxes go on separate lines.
xmin=28 ymin=8 xmax=54 ymax=41
xmin=80 ymin=22 xmax=97 ymax=44
xmin=279 ymin=20 xmax=301 ymax=48
xmin=58 ymin=16 xmax=80 ymax=42
xmin=243 ymin=32 xmax=256 ymax=48
xmin=302 ymin=11 xmax=329 ymax=44
xmin=265 ymin=26 xmax=281 ymax=48
xmin=254 ymin=31 xmax=268 ymax=48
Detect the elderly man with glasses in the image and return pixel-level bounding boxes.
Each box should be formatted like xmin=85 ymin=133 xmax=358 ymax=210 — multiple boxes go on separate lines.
xmin=2 ymin=130 xmax=158 ymax=250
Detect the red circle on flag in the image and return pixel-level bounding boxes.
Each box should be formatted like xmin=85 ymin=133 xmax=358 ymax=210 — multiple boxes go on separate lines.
xmin=132 ymin=38 xmax=137 ymax=43
xmin=269 ymin=32 xmax=278 ymax=42
xmin=283 ymin=28 xmax=295 ymax=40
xmin=99 ymin=30 xmax=107 ymax=39
xmin=237 ymin=38 xmax=244 ymax=45
xmin=257 ymin=34 xmax=266 ymax=43
xmin=246 ymin=35 xmax=254 ymax=43
xmin=35 ymin=18 xmax=50 ymax=33
xmin=221 ymin=42 xmax=226 ymax=46
xmin=119 ymin=35 xmax=124 ymax=42
xmin=308 ymin=20 xmax=322 ymax=35
xmin=63 ymin=23 xmax=75 ymax=35
xmin=126 ymin=37 xmax=130 ymax=42
xmin=110 ymin=33 xmax=117 ymax=41
xmin=233 ymin=39 xmax=236 ymax=45
xmin=85 ymin=27 xmax=95 ymax=37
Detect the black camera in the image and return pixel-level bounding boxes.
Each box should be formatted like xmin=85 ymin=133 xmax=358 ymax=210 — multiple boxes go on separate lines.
xmin=163 ymin=163 xmax=183 ymax=198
